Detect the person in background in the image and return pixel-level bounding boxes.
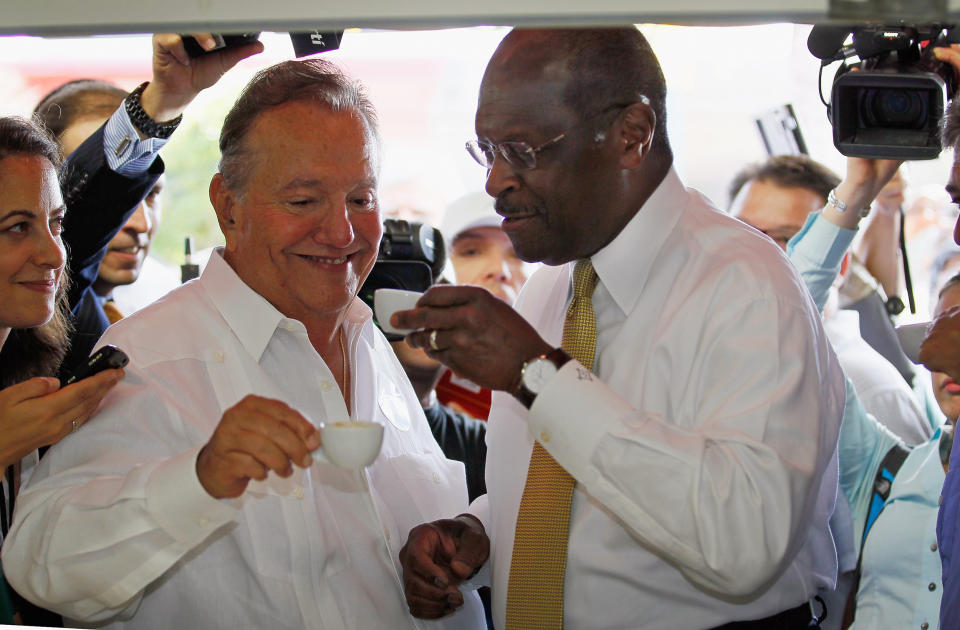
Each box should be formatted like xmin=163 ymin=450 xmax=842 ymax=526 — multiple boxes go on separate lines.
xmin=397 ymin=27 xmax=843 ymax=629
xmin=435 ymin=191 xmax=531 ymax=419
xmin=729 ymin=154 xmax=935 ymax=446
xmin=846 ymin=275 xmax=955 ymax=630
xmin=33 ymin=79 xmax=166 ymax=326
xmin=776 ymin=152 xmax=953 ymax=629
xmin=1 ymin=57 xmax=485 ymax=630
xmin=0 ymin=117 xmax=127 ymax=624
xmin=32 ymin=35 xmax=260 ymax=378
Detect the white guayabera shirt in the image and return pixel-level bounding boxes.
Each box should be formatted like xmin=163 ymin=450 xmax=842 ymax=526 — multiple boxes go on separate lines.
xmin=3 ymin=249 xmax=485 ymax=630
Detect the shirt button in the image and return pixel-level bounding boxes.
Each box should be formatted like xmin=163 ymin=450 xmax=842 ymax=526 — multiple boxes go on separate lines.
xmin=293 ymin=487 xmax=304 ymax=499
xmin=922 ymin=622 xmax=929 ymax=630
xmin=929 ymin=582 xmax=937 ymax=591
xmin=198 ymin=517 xmax=209 ymax=527
xmin=320 ymin=381 xmax=333 ymax=392
xmin=932 ymin=542 xmax=939 ymax=552
xmin=384 ymin=528 xmax=391 ymax=541
xmin=213 ymin=351 xmax=225 ymax=362
xmin=540 ymin=430 xmax=550 ymax=443
xmin=432 ymin=472 xmax=440 ymax=484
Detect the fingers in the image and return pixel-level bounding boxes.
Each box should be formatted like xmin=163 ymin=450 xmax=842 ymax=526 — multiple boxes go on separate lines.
xmin=198 ymin=395 xmax=321 ymax=498
xmin=153 ymin=33 xmax=193 ymax=67
xmin=2 ymin=376 xmax=60 ymax=405
xmin=50 ymin=369 xmax=125 ymax=432
xmin=935 ymin=44 xmax=960 ymax=77
xmin=391 ymin=285 xmax=487 ymax=332
xmin=215 ymin=40 xmax=265 ymax=72
xmin=400 ymin=523 xmax=465 ymax=618
xmin=227 ymin=396 xmax=320 ymax=470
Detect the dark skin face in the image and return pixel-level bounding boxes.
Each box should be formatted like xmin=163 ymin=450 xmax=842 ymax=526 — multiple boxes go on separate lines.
xmin=477 ymin=31 xmax=658 ymax=266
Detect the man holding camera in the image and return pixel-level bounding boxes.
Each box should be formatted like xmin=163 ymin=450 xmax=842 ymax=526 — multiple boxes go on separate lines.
xmin=395 ymin=27 xmax=844 ymax=629
xmin=3 ymin=57 xmax=485 ymax=630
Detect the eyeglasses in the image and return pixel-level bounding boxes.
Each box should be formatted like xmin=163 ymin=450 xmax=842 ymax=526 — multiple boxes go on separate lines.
xmin=465 ymin=102 xmax=637 ymax=171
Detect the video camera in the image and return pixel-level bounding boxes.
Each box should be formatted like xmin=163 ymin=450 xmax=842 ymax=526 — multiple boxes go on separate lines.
xmin=358 ymin=219 xmax=446 ymax=341
xmin=808 ymin=23 xmax=960 ymax=159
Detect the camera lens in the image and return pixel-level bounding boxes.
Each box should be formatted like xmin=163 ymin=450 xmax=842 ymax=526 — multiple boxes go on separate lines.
xmin=862 ymin=87 xmax=926 ymax=129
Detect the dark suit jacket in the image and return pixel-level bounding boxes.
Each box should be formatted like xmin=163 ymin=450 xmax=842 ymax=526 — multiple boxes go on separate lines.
xmin=58 ymin=125 xmax=164 ymax=378
xmin=423 ymin=401 xmax=487 ymax=503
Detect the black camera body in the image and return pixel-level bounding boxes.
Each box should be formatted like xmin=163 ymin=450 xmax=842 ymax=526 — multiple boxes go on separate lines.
xmin=358 ymin=219 xmax=446 ymax=340
xmin=810 ymin=24 xmax=959 ymax=159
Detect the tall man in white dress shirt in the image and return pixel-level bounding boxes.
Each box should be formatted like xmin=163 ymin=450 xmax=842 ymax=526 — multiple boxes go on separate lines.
xmin=2 ymin=59 xmax=485 ymax=630
xmin=395 ymin=27 xmax=845 ymax=629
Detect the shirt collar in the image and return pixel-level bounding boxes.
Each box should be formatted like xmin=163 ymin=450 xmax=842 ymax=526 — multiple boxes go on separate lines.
xmin=199 ymin=248 xmax=287 ymax=361
xmin=198 ymin=248 xmax=376 ymax=362
xmin=590 ymin=167 xmax=687 ymax=315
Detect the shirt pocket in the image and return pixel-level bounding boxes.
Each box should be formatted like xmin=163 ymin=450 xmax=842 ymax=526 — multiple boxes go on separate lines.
xmin=378 ymin=452 xmax=469 ymax=527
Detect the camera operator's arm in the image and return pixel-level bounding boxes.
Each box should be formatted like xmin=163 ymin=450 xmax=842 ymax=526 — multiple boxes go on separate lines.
xmin=786 ymin=157 xmax=901 ymax=313
xmin=823 ymin=158 xmax=902 ymax=230
xmin=852 ymin=170 xmax=905 ymax=299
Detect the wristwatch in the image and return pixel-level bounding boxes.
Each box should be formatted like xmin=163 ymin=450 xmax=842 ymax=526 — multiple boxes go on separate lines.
xmin=124 ymin=81 xmax=183 ymax=139
xmin=515 ymin=348 xmax=571 ymax=409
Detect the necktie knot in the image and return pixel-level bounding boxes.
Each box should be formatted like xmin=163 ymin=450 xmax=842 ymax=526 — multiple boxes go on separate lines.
xmin=571 ymin=259 xmax=598 ymax=301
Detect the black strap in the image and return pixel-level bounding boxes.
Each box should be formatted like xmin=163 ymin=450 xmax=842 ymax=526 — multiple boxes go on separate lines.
xmin=843 ymin=442 xmax=911 ymax=626
xmin=899 ymin=207 xmax=916 ymax=315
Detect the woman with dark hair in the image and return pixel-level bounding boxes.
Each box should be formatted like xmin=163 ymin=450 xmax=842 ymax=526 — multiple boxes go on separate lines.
xmin=0 ymin=116 xmax=124 ymax=623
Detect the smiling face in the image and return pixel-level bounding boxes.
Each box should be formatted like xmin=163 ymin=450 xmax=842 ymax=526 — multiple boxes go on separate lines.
xmin=0 ymin=154 xmax=67 ymax=339
xmin=932 ymin=282 xmax=960 ymax=422
xmin=59 ymin=114 xmax=164 ymax=296
xmin=212 ymin=101 xmax=381 ymax=329
xmin=476 ymin=37 xmax=629 ymax=266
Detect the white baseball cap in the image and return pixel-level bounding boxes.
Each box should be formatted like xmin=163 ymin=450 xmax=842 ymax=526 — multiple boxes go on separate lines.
xmin=440 ymin=191 xmax=502 ymax=250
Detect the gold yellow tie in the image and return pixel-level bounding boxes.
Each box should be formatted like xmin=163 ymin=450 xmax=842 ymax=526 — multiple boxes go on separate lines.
xmin=102 ymin=300 xmax=124 ymax=324
xmin=505 ymin=259 xmax=598 ymax=630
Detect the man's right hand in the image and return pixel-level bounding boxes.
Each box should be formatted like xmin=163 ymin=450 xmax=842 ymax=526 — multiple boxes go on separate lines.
xmin=140 ymin=33 xmax=264 ymax=128
xmin=196 ymin=394 xmax=320 ymax=499
xmin=920 ymin=304 xmax=960 ymax=382
xmin=399 ymin=515 xmax=490 ymax=619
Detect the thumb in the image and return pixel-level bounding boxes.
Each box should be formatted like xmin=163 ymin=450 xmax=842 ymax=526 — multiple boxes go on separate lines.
xmin=215 ymin=41 xmax=264 ymax=73
xmin=449 ymin=530 xmax=488 ymax=579
xmin=8 ymin=376 xmax=60 ymax=403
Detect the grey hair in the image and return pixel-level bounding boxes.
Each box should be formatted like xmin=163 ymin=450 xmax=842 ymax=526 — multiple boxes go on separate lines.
xmin=218 ymin=58 xmax=380 ymax=192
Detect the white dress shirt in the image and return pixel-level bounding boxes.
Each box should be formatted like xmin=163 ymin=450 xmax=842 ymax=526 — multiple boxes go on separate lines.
xmin=2 ymin=250 xmax=485 ymax=630
xmin=470 ymin=168 xmax=845 ymax=630
xmin=824 ymin=310 xmax=932 ymax=446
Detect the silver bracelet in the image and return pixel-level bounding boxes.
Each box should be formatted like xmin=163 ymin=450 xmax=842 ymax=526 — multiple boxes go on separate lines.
xmin=827 ymin=188 xmax=871 ymax=218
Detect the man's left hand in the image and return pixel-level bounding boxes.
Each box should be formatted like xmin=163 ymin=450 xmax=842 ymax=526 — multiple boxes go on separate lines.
xmin=920 ymin=304 xmax=960 ymax=381
xmin=392 ymin=285 xmax=552 ymax=393
xmin=141 ymin=33 xmax=264 ymax=125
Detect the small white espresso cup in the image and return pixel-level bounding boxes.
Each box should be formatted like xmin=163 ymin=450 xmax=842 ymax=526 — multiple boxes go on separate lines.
xmin=374 ymin=288 xmax=423 ymax=335
xmin=312 ymin=420 xmax=385 ymax=469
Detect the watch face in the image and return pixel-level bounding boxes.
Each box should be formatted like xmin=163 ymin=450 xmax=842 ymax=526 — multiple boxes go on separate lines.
xmin=523 ymin=357 xmax=558 ymax=394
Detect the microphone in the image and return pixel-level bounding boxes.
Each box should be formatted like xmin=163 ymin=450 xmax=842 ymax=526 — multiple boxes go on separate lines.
xmin=807 ymin=25 xmax=854 ymax=62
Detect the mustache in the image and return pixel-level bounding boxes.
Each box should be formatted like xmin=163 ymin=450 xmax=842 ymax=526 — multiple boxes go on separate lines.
xmin=494 ymin=197 xmax=542 ymax=218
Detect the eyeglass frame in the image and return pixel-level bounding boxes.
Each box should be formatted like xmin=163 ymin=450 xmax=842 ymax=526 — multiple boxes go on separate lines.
xmin=465 ymin=99 xmax=645 ymax=171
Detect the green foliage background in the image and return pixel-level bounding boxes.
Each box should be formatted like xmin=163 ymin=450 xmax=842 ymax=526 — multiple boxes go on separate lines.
xmin=149 ymin=91 xmax=236 ymax=264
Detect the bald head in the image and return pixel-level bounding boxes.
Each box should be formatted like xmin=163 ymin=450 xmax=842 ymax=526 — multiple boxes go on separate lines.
xmin=484 ymin=28 xmax=671 ymax=162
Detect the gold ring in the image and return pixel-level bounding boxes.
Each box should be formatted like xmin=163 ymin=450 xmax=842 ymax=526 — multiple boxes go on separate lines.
xmin=429 ymin=329 xmax=440 ymax=351
xmin=71 ymin=418 xmax=80 ymax=433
